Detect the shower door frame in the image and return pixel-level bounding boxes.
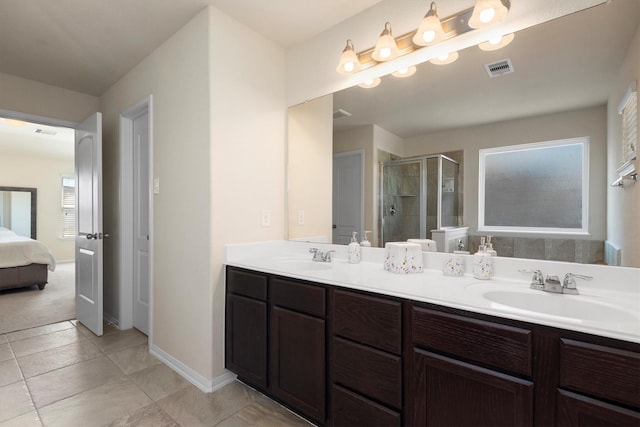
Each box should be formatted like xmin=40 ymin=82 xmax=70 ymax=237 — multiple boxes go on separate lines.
xmin=380 ymin=154 xmax=459 ymax=245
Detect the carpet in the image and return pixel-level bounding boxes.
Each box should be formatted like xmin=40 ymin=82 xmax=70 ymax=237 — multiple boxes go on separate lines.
xmin=0 ymin=262 xmax=75 ymax=334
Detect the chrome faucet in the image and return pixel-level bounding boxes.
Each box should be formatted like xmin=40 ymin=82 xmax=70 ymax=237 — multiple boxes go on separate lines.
xmin=519 ymin=269 xmax=544 ymax=290
xmin=309 ymin=248 xmax=335 ymax=263
xmin=520 ymin=269 xmax=592 ymax=294
xmin=562 ymin=273 xmax=593 ymax=295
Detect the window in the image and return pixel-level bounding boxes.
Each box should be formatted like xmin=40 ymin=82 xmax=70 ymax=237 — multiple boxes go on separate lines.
xmin=61 ymin=176 xmax=76 ymax=238
xmin=478 ymin=137 xmax=589 ymax=234
xmin=619 ymin=81 xmax=637 ymax=162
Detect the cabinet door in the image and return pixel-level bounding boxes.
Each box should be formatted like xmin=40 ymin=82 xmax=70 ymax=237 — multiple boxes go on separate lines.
xmin=271 ymin=306 xmax=325 ymax=424
xmin=411 ymin=348 xmax=533 ymax=427
xmin=225 ymin=294 xmax=267 ymax=389
xmin=557 ymin=390 xmax=640 ymax=427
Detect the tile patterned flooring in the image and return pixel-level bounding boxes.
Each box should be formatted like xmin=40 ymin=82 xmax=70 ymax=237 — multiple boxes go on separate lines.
xmin=0 ymin=321 xmax=311 ymax=427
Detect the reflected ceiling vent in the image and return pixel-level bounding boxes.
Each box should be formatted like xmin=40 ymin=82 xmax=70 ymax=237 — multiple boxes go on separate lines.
xmin=35 ymin=128 xmax=57 ymax=136
xmin=333 ymin=108 xmax=352 ymax=120
xmin=485 ymin=58 xmax=514 ymax=78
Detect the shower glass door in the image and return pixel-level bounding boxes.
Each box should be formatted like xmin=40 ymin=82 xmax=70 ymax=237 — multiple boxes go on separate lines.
xmin=381 ymin=160 xmax=424 ymax=245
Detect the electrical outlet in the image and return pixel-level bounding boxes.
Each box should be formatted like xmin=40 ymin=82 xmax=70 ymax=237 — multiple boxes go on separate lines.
xmin=261 ymin=209 xmax=271 ymax=227
xmin=297 ymin=209 xmax=305 ymax=225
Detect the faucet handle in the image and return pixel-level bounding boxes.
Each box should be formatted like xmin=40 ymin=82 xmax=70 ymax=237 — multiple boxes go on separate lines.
xmin=519 ymin=269 xmax=544 ymax=289
xmin=309 ymin=248 xmax=318 ymax=254
xmin=324 ymin=250 xmax=336 ymax=262
xmin=562 ymin=273 xmax=592 ymax=295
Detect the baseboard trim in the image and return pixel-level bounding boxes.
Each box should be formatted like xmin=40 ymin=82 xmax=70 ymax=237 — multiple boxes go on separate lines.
xmin=150 ymin=344 xmax=237 ymax=393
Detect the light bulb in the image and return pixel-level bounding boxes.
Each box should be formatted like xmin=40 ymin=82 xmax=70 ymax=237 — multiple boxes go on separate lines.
xmin=344 ymin=62 xmax=355 ymax=72
xmin=422 ymin=30 xmax=436 ymax=43
xmin=438 ymin=53 xmax=449 ymax=61
xmin=489 ymin=35 xmax=502 ymax=45
xmin=480 ymin=7 xmax=496 ymax=23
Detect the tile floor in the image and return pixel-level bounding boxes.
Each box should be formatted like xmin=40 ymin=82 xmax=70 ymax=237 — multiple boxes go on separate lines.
xmin=0 ymin=320 xmax=311 ymax=427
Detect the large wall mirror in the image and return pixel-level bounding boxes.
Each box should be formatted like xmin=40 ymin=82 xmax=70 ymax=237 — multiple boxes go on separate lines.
xmin=287 ymin=1 xmax=640 ymax=267
xmin=0 ymin=186 xmax=37 ymax=239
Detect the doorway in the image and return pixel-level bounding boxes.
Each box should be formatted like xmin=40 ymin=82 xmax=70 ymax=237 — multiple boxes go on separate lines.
xmin=0 ymin=111 xmax=77 ymax=333
xmin=119 ymin=96 xmax=153 ymax=337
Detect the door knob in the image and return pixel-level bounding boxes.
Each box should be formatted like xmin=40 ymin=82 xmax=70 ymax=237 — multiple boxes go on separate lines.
xmin=86 ymin=233 xmax=98 ymax=240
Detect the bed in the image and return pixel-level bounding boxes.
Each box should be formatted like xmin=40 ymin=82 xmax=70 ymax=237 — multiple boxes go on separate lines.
xmin=0 ymin=227 xmax=56 ymax=291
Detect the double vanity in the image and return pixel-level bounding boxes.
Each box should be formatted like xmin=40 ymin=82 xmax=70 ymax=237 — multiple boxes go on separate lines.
xmin=224 ymin=241 xmax=640 ymax=426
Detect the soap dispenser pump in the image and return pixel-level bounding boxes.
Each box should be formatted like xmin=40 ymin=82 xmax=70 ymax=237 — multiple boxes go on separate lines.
xmin=360 ymin=231 xmax=372 ymax=247
xmin=348 ymin=231 xmax=361 ymax=264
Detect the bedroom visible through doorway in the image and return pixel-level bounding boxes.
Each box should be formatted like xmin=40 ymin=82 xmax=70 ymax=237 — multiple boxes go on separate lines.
xmin=0 ymin=115 xmax=76 ymax=333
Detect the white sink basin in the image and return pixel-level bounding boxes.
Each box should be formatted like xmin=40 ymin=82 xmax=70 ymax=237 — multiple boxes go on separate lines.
xmin=482 ymin=290 xmax=637 ymax=323
xmin=273 ymin=258 xmax=332 ymax=271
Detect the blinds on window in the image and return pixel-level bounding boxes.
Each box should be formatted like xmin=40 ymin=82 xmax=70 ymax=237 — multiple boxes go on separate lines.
xmin=62 ymin=177 xmax=76 ymax=238
xmin=618 ymin=82 xmax=638 ymax=162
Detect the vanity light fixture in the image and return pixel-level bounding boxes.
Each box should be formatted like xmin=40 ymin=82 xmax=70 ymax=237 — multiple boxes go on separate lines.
xmin=413 ymin=2 xmax=445 ymax=46
xmin=372 ymin=22 xmax=400 ymax=61
xmin=336 ymin=39 xmax=361 ymax=74
xmin=478 ymin=32 xmax=514 ymax=51
xmin=468 ymin=0 xmax=511 ymax=29
xmin=359 ymin=77 xmax=382 ymax=88
xmin=336 ymin=0 xmax=511 ymax=75
xmin=430 ymin=51 xmax=459 ymax=65
xmin=392 ymin=65 xmax=417 ymax=78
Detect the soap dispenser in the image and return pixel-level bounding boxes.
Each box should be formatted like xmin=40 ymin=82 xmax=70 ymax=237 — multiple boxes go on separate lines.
xmin=348 ymin=231 xmax=361 ymax=264
xmin=360 ymin=231 xmax=372 ymax=247
xmin=485 ymin=236 xmax=497 ymax=256
xmin=473 ymin=237 xmax=492 ymax=280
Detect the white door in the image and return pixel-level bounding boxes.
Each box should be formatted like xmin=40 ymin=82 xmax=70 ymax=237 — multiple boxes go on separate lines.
xmin=332 ymin=151 xmax=364 ymax=245
xmin=133 ymin=112 xmax=150 ymax=335
xmin=75 ymin=113 xmax=104 ymax=336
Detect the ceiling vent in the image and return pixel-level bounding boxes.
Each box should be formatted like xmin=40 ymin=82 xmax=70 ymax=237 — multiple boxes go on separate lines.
xmin=35 ymin=128 xmax=57 ymax=136
xmin=333 ymin=108 xmax=352 ymax=120
xmin=485 ymin=58 xmax=514 ymax=78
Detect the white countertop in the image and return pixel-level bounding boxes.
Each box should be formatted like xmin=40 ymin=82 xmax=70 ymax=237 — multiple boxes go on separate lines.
xmin=225 ymin=241 xmax=640 ymax=344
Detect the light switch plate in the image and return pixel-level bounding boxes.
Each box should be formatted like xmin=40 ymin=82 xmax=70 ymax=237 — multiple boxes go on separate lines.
xmin=153 ymin=178 xmax=160 ymax=194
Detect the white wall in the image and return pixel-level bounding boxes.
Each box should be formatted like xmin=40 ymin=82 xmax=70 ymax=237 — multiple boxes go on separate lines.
xmin=0 ymin=152 xmax=75 ymax=260
xmin=100 ymin=8 xmax=214 ymax=379
xmin=208 ymin=5 xmax=286 ymax=379
xmin=403 ymin=105 xmax=608 ymax=241
xmin=0 ymin=72 xmax=98 ymax=122
xmin=607 ymin=21 xmax=640 ymax=267
xmin=288 ymin=96 xmax=333 ymax=241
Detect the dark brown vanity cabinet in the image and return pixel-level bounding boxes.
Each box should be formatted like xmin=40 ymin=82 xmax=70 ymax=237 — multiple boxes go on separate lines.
xmin=556 ymin=339 xmax=640 ymax=426
xmin=409 ymin=306 xmax=534 ymax=426
xmin=225 ymin=267 xmax=327 ymax=425
xmin=270 ymin=277 xmax=327 ymax=425
xmin=330 ymin=289 xmax=403 ymax=427
xmin=226 ymin=266 xmax=640 ymax=427
xmin=225 ymin=268 xmax=268 ymax=389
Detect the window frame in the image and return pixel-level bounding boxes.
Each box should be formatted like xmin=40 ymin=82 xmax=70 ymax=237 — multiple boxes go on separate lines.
xmin=60 ymin=175 xmax=76 ymax=239
xmin=478 ymin=136 xmax=590 ymax=236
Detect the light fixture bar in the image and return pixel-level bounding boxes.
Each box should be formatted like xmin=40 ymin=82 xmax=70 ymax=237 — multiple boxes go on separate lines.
xmin=355 ymin=7 xmax=474 ymax=72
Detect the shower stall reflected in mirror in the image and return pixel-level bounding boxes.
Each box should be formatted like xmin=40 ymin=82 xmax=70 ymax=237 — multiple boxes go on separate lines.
xmin=381 ymin=154 xmax=461 ymax=246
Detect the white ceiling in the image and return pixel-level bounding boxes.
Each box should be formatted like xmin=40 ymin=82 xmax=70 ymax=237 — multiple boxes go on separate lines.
xmin=0 ymin=118 xmax=74 ymax=160
xmin=0 ymin=0 xmax=637 ymax=154
xmin=0 ymin=0 xmax=382 ymax=96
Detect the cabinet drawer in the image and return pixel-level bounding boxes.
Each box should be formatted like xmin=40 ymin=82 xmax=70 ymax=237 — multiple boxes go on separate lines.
xmin=333 ymin=337 xmax=402 ymax=409
xmin=226 ymin=267 xmax=267 ymax=301
xmin=332 ymin=385 xmax=401 ymax=427
xmin=333 ymin=290 xmax=401 ymax=354
xmin=412 ymin=306 xmax=532 ymax=377
xmin=559 ymin=339 xmax=640 ymax=407
xmin=271 ymin=278 xmax=325 ymax=318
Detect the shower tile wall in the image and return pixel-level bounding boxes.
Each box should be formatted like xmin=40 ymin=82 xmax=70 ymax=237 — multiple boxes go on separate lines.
xmin=383 ymin=162 xmax=421 ymax=242
xmin=468 ymin=235 xmax=605 ymax=264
